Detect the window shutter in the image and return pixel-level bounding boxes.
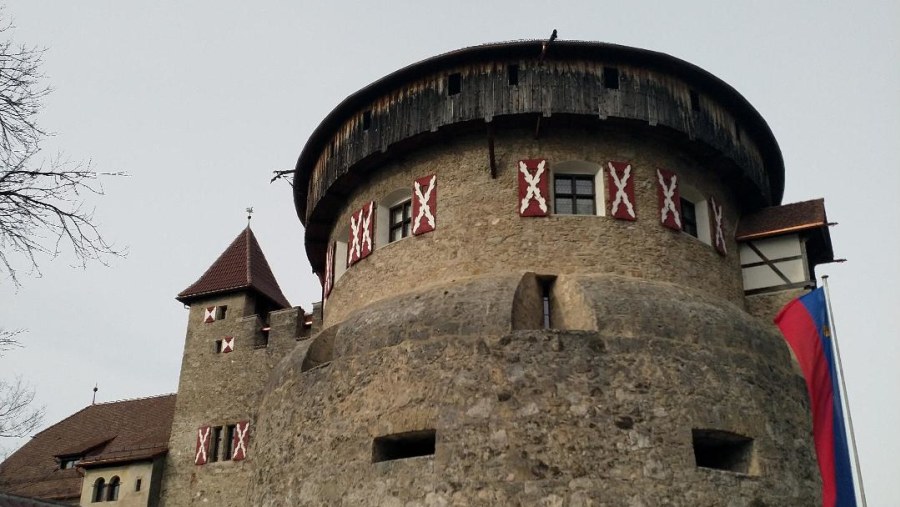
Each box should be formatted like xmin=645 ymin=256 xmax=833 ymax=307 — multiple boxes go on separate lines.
xmin=412 ymin=175 xmax=437 ymax=235
xmin=348 ymin=202 xmax=376 ymax=266
xmin=203 ymin=307 xmax=217 ymax=323
xmin=607 ymin=161 xmax=637 ymax=220
xmin=656 ymin=169 xmax=682 ymax=230
xmin=323 ymin=241 xmax=336 ymax=301
xmin=221 ymin=336 xmax=235 ymax=353
xmin=231 ymin=421 xmax=250 ymax=461
xmin=194 ymin=426 xmax=211 ymax=465
xmin=709 ymin=197 xmax=727 ymax=255
xmin=517 ymin=159 xmax=549 ymax=217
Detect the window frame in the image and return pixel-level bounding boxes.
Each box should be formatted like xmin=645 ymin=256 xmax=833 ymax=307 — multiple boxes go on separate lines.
xmin=388 ymin=200 xmax=412 ymax=243
xmin=92 ymin=478 xmax=106 ymax=503
xmin=678 ymin=183 xmax=712 ymax=245
xmin=550 ymin=160 xmax=606 ymax=217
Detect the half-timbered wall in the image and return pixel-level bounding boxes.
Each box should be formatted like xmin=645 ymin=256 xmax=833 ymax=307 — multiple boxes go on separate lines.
xmin=739 ymin=234 xmax=811 ymax=294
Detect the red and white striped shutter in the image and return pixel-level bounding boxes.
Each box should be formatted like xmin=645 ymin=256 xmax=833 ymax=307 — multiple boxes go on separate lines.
xmin=348 ymin=208 xmax=363 ymax=266
xmin=606 ymin=161 xmax=637 ymax=220
xmin=412 ymin=175 xmax=437 ymax=235
xmin=231 ymin=421 xmax=250 ymax=461
xmin=709 ymin=197 xmax=727 ymax=255
xmin=323 ymin=241 xmax=336 ymax=301
xmin=358 ymin=201 xmax=375 ymax=260
xmin=203 ymin=307 xmax=216 ymax=323
xmin=517 ymin=159 xmax=549 ymax=217
xmin=221 ymin=336 xmax=235 ymax=353
xmin=656 ymin=169 xmax=682 ymax=230
xmin=194 ymin=426 xmax=211 ymax=465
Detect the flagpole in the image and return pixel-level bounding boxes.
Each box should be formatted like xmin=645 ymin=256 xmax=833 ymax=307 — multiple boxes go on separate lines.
xmin=821 ymin=275 xmax=868 ymax=506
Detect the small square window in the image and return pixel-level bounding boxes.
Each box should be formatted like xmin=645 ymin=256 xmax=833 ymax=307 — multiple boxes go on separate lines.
xmin=214 ymin=339 xmax=223 ymax=353
xmin=209 ymin=426 xmax=222 ymax=462
xmin=554 ymin=174 xmax=596 ymax=215
xmin=447 ymin=73 xmax=461 ymax=96
xmin=681 ymin=198 xmax=698 ymax=237
xmin=59 ymin=456 xmax=80 ymax=469
xmin=508 ymin=64 xmax=519 ymax=86
xmin=389 ymin=200 xmax=412 ymax=242
xmin=135 ymin=478 xmax=142 ymax=492
xmin=603 ymin=66 xmax=619 ymax=89
xmin=223 ymin=424 xmax=236 ymax=461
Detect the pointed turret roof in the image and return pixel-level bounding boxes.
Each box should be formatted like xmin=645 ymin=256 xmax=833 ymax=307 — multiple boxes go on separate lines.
xmin=177 ymin=227 xmax=291 ymax=309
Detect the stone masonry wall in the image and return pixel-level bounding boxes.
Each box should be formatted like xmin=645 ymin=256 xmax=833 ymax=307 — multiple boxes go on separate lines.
xmin=159 ymin=294 xmax=306 ymax=507
xmin=249 ymin=275 xmax=819 ymax=506
xmin=324 ymin=127 xmax=745 ymax=327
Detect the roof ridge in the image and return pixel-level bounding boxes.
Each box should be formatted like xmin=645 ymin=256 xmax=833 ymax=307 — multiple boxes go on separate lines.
xmin=246 ymin=226 xmax=253 ymax=286
xmin=91 ymin=393 xmax=176 ymax=406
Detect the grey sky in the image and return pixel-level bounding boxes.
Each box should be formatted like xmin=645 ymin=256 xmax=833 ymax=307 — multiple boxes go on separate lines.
xmin=1 ymin=1 xmax=897 ymax=503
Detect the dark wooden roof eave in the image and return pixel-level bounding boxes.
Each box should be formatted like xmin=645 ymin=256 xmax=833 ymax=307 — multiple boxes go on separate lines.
xmin=292 ymin=39 xmax=786 ymax=224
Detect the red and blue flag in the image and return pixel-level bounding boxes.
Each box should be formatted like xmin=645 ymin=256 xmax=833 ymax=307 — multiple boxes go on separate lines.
xmin=775 ymin=288 xmax=856 ymax=507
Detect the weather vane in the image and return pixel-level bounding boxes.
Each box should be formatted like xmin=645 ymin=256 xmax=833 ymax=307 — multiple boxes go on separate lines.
xmin=246 ymin=207 xmax=254 ymax=225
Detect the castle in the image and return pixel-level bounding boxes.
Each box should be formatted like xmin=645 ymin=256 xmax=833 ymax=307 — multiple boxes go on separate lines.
xmin=0 ymin=40 xmax=835 ymax=506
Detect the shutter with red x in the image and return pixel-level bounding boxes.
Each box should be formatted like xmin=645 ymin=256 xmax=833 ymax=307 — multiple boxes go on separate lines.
xmin=517 ymin=159 xmax=549 ymax=217
xmin=347 ymin=202 xmax=375 ymax=266
xmin=231 ymin=421 xmax=250 ymax=461
xmin=607 ymin=161 xmax=637 ymax=221
xmin=194 ymin=426 xmax=211 ymax=465
xmin=709 ymin=197 xmax=727 ymax=255
xmin=412 ymin=175 xmax=437 ymax=235
xmin=221 ymin=336 xmax=234 ymax=353
xmin=656 ymin=169 xmax=682 ymax=230
xmin=203 ymin=307 xmax=217 ymax=324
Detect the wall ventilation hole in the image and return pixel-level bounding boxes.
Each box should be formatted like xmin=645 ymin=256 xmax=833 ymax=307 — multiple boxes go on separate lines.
xmin=447 ymin=73 xmax=461 ymax=96
xmin=603 ymin=66 xmax=619 ymax=89
xmin=508 ymin=64 xmax=519 ymax=86
xmin=689 ymin=90 xmax=701 ymax=112
xmin=362 ymin=110 xmax=372 ymax=131
xmin=373 ymin=430 xmax=436 ymax=463
xmin=692 ymin=429 xmax=754 ymax=473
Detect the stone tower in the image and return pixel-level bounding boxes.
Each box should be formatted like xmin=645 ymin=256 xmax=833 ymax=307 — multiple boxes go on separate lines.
xmin=241 ymin=40 xmax=835 ymax=505
xmin=159 ymin=227 xmax=310 ymax=506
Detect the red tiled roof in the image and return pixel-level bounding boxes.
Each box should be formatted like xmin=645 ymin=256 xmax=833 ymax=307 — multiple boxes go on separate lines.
xmin=0 ymin=491 xmax=71 ymax=506
xmin=736 ymin=199 xmax=828 ymax=241
xmin=176 ymin=226 xmax=291 ymax=309
xmin=0 ymin=395 xmax=176 ymax=502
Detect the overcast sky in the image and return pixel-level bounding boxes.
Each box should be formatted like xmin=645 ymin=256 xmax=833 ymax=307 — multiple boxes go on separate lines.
xmin=0 ymin=1 xmax=897 ymax=503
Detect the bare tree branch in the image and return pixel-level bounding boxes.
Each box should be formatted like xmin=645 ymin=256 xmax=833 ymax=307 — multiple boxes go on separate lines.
xmin=0 ymin=12 xmax=125 ymax=286
xmin=0 ymin=376 xmax=43 ymax=439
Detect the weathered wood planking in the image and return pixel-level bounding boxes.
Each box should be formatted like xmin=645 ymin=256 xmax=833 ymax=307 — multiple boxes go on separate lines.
xmin=304 ymin=59 xmax=771 ymax=224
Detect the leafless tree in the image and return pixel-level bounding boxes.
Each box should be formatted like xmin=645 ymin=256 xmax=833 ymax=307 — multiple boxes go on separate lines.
xmin=0 ymin=329 xmax=43 ymax=439
xmin=0 ymin=13 xmax=124 ymax=286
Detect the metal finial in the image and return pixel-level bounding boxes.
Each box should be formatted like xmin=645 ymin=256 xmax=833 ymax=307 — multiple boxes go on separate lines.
xmin=92 ymin=384 xmax=98 ymax=405
xmin=246 ymin=207 xmax=254 ymax=225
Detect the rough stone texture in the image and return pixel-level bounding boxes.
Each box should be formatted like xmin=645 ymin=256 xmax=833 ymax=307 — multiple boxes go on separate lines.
xmin=324 ymin=129 xmax=745 ymax=327
xmin=745 ymin=288 xmax=807 ymax=323
xmin=159 ymin=294 xmax=308 ymax=506
xmin=248 ymin=275 xmax=819 ymax=506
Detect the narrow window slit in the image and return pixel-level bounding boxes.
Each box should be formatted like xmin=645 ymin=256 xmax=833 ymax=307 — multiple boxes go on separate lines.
xmin=508 ymin=64 xmax=519 ymax=86
xmin=603 ymin=66 xmax=619 ymax=89
xmin=692 ymin=429 xmax=754 ymax=474
xmin=537 ymin=276 xmax=556 ymax=329
xmin=447 ymin=73 xmax=461 ymax=96
xmin=373 ymin=430 xmax=436 ymax=463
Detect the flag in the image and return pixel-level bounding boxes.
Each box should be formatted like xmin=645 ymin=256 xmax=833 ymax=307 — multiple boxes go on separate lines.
xmin=775 ymin=288 xmax=856 ymax=507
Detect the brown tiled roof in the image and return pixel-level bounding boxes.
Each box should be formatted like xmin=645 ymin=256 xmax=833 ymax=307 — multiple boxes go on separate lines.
xmin=0 ymin=394 xmax=176 ymax=502
xmin=0 ymin=492 xmax=71 ymax=506
xmin=176 ymin=226 xmax=291 ymax=309
xmin=736 ymin=198 xmax=827 ymax=241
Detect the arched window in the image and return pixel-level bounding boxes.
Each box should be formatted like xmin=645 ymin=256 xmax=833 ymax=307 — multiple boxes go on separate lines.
xmin=92 ymin=478 xmax=106 ymax=503
xmin=106 ymin=476 xmax=120 ymax=501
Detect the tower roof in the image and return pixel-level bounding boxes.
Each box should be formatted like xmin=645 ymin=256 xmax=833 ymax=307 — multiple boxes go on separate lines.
xmin=177 ymin=227 xmax=291 ymax=309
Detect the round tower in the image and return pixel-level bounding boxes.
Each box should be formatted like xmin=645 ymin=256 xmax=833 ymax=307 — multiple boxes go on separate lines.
xmin=251 ymin=41 xmax=821 ymax=505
